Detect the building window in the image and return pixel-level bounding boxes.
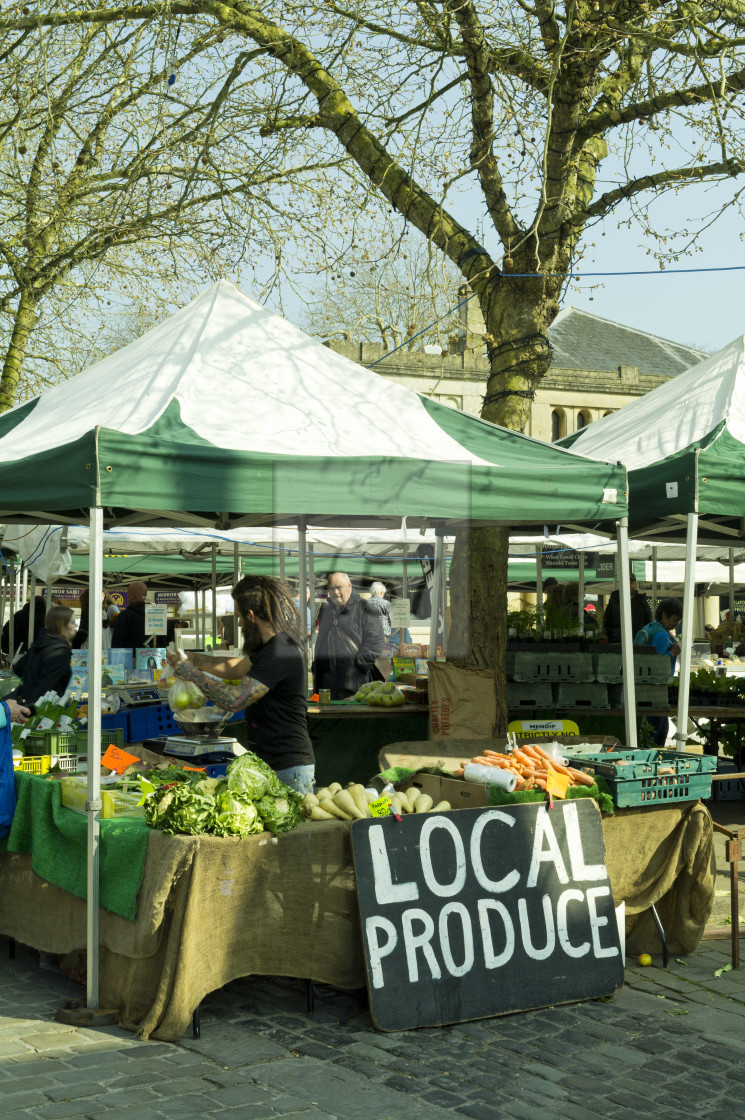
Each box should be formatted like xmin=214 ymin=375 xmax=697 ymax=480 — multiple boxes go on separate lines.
xmin=576 ymin=410 xmax=590 ymax=429
xmin=550 ymin=409 xmax=566 ymax=442
xmin=603 ymin=410 xmax=615 ymax=417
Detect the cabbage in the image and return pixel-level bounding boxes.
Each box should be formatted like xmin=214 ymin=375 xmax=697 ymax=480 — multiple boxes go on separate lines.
xmin=143 ymin=781 xmax=217 ymax=836
xmin=256 ymin=785 xmax=304 ymax=835
xmin=211 ymin=790 xmax=264 ymax=837
xmin=226 ymin=751 xmax=282 ymax=799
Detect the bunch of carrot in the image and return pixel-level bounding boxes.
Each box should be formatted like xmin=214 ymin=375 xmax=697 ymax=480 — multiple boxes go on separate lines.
xmin=450 ymin=743 xmax=596 ymax=792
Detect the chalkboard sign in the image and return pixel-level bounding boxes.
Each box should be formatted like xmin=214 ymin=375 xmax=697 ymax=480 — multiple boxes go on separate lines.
xmin=351 ymin=800 xmax=623 ymax=1032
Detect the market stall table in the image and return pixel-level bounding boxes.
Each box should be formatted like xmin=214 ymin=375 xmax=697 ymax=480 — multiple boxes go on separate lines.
xmin=0 ymin=770 xmax=715 ymax=1042
xmin=307 ymin=701 xmax=429 ymax=786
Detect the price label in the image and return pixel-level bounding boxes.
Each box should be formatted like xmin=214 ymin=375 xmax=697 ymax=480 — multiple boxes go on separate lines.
xmin=545 ymin=767 xmax=570 ymax=800
xmin=145 ymin=604 xmax=167 ymax=635
xmin=390 ymin=598 xmax=411 ymax=629
xmin=369 ymin=795 xmax=393 ymax=817
xmin=101 ymin=745 xmax=141 ymax=774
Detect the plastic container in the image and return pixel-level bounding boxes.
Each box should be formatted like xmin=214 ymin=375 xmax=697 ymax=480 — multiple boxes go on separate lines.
xmin=463 ymin=763 xmax=517 ymax=793
xmin=59 ymin=776 xmax=144 ymax=818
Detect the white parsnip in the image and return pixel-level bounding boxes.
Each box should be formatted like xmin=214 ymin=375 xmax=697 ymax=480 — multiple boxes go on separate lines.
xmin=334 ymin=789 xmax=367 ymax=820
xmin=319 ymin=796 xmax=352 ymax=820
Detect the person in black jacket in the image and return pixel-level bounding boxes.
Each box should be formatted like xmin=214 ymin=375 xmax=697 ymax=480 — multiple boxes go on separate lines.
xmin=603 ymin=574 xmax=652 ymax=643
xmin=110 ymin=581 xmax=149 ymax=652
xmin=12 ymin=605 xmax=76 ymax=705
xmin=1 ymin=596 xmax=46 ymax=657
xmin=312 ymin=572 xmax=385 ymax=699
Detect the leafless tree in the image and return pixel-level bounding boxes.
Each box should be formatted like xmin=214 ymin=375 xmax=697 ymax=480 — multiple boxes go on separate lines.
xmin=8 ymin=1 xmax=745 ymax=729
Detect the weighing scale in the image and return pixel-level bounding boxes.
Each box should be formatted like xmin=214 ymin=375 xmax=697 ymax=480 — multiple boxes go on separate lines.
xmin=110 ymin=683 xmax=163 ymax=706
xmin=143 ymin=708 xmax=246 ymax=764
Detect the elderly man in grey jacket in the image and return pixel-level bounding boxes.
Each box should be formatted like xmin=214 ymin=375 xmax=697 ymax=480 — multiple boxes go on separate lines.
xmin=312 ymin=573 xmax=385 ymax=699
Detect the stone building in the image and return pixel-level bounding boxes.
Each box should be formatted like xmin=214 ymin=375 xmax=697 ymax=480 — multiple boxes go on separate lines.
xmin=325 ymin=298 xmax=708 ymax=441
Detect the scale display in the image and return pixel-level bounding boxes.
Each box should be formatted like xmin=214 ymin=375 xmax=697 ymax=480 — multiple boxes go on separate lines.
xmin=162 ymin=735 xmax=244 ymax=760
xmin=112 ymin=685 xmax=162 ymax=706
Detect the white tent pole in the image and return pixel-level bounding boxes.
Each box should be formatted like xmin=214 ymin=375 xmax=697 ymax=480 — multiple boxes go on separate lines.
xmin=401 ymin=545 xmax=408 ymax=648
xmin=298 ymin=521 xmax=308 ymax=672
xmin=729 ymin=547 xmax=736 ymax=643
xmin=193 ymin=582 xmax=200 ymax=647
xmin=617 ymin=518 xmax=637 ymax=749
xmin=440 ymin=535 xmax=449 ymax=653
xmin=279 ymin=547 xmax=285 ymax=583
xmin=429 ymin=531 xmax=444 ymax=657
xmin=578 ymin=549 xmax=585 ymax=635
xmin=675 ymin=513 xmax=698 ymax=753
xmin=27 ymin=574 xmax=37 ymax=647
xmin=21 ymin=564 xmax=28 ymax=604
xmin=535 ymin=544 xmax=543 ymax=631
xmin=86 ymin=506 xmax=104 ymax=1010
xmin=8 ymin=561 xmax=16 ymax=661
xmin=201 ymin=589 xmax=207 ymax=649
xmin=652 ymin=547 xmax=658 ymax=615
xmin=0 ymin=570 xmax=6 ymax=651
xmin=211 ymin=545 xmax=217 ymax=647
xmin=308 ymin=544 xmax=316 ymax=657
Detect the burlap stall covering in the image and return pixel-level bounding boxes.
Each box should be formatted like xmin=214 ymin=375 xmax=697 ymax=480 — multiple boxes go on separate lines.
xmin=0 ymin=804 xmax=715 ymax=1040
xmin=0 ymin=820 xmax=365 ymax=1042
xmin=602 ymin=802 xmax=716 ymax=955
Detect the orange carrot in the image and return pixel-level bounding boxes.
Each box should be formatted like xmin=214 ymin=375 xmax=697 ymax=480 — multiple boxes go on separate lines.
xmin=566 ymin=767 xmax=596 ymax=786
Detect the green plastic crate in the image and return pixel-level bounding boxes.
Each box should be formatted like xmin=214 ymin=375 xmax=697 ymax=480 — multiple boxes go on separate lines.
xmin=75 ymin=726 xmax=125 ymax=754
xmin=609 ymin=683 xmax=669 ymax=710
xmin=554 ymin=682 xmax=609 ymax=710
xmin=513 ymin=651 xmax=594 ymax=684
xmin=565 ymin=748 xmax=716 ymax=807
xmin=506 ymin=681 xmax=554 ymax=709
xmin=23 ymin=729 xmax=77 ymax=757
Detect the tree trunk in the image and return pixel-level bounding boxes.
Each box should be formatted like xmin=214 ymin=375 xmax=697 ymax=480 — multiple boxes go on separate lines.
xmin=447 ymin=272 xmax=561 ymax=735
xmin=0 ymin=290 xmax=36 ymax=412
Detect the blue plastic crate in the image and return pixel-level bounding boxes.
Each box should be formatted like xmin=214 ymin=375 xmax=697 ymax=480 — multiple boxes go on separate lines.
xmin=101 ymin=711 xmax=130 ymax=739
xmin=126 ymin=703 xmax=182 ymax=742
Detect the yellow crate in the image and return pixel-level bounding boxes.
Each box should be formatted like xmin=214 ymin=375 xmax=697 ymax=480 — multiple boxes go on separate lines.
xmin=59 ymin=776 xmax=144 ymax=819
xmin=14 ymin=755 xmax=52 ymax=775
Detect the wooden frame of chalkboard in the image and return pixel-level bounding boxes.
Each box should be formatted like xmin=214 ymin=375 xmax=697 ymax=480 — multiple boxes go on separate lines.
xmin=351 ymin=800 xmax=624 ymax=1031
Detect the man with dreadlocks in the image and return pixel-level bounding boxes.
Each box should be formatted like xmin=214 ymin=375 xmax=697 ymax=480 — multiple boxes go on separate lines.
xmin=166 ymin=575 xmax=314 ymax=794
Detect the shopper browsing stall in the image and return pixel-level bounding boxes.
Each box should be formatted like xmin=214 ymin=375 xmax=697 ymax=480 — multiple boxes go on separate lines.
xmin=11 ymin=605 xmax=76 ymax=705
xmin=312 ymin=572 xmax=385 ymax=699
xmin=166 ymin=576 xmax=314 ymax=794
xmin=634 ymin=597 xmax=683 ymax=746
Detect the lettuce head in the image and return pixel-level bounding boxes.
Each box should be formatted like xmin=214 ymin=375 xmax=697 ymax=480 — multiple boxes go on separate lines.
xmin=226 ymin=751 xmax=281 ymax=800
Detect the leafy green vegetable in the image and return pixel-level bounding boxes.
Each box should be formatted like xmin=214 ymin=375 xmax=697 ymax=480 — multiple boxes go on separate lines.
xmin=141 ymin=766 xmax=201 ymax=786
xmin=256 ymin=785 xmax=305 ymax=835
xmin=143 ymin=781 xmax=217 ymax=836
xmin=226 ymin=751 xmax=282 ymax=800
xmin=212 ymin=789 xmax=263 ymax=836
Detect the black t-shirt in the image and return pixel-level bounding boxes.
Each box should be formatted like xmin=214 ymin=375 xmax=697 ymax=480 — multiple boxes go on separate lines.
xmin=243 ymin=633 xmax=313 ymax=772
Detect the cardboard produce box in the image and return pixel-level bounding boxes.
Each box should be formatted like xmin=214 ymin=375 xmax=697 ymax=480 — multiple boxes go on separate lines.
xmin=402 ymin=770 xmax=491 ymax=809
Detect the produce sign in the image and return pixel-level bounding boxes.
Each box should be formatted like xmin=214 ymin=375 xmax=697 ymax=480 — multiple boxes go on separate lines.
xmin=351 ymin=800 xmax=623 ymax=1031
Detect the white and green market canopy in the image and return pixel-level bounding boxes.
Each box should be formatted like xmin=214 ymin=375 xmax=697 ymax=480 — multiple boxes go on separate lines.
xmin=561 ymin=333 xmax=745 ymax=544
xmin=0 ymin=280 xmax=626 ymax=530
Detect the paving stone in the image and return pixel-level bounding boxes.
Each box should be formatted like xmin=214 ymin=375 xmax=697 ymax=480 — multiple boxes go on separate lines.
xmin=0 ymin=1089 xmax=51 ymax=1112
xmin=43 ymin=1082 xmax=109 ymax=1102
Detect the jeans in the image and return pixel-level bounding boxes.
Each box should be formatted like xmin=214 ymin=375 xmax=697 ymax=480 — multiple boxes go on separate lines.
xmin=275 ymin=764 xmax=315 ymax=795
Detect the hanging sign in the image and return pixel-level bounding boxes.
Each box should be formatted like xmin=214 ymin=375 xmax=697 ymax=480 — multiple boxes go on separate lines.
xmin=542 ymin=546 xmax=581 ymax=570
xmin=144 ymin=604 xmax=167 ymax=635
xmin=351 ymin=800 xmax=623 ymax=1031
xmin=390 ymin=598 xmax=411 ymax=629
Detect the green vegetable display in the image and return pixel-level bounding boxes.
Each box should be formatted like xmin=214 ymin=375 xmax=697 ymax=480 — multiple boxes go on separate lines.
xmin=225 ymin=751 xmax=282 ymax=799
xmin=256 ymin=788 xmax=304 ymax=835
xmin=139 ymin=751 xmax=303 ymax=838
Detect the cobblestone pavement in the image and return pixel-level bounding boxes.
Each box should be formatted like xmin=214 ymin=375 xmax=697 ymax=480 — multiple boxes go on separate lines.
xmin=1 ymin=934 xmax=745 ymax=1120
